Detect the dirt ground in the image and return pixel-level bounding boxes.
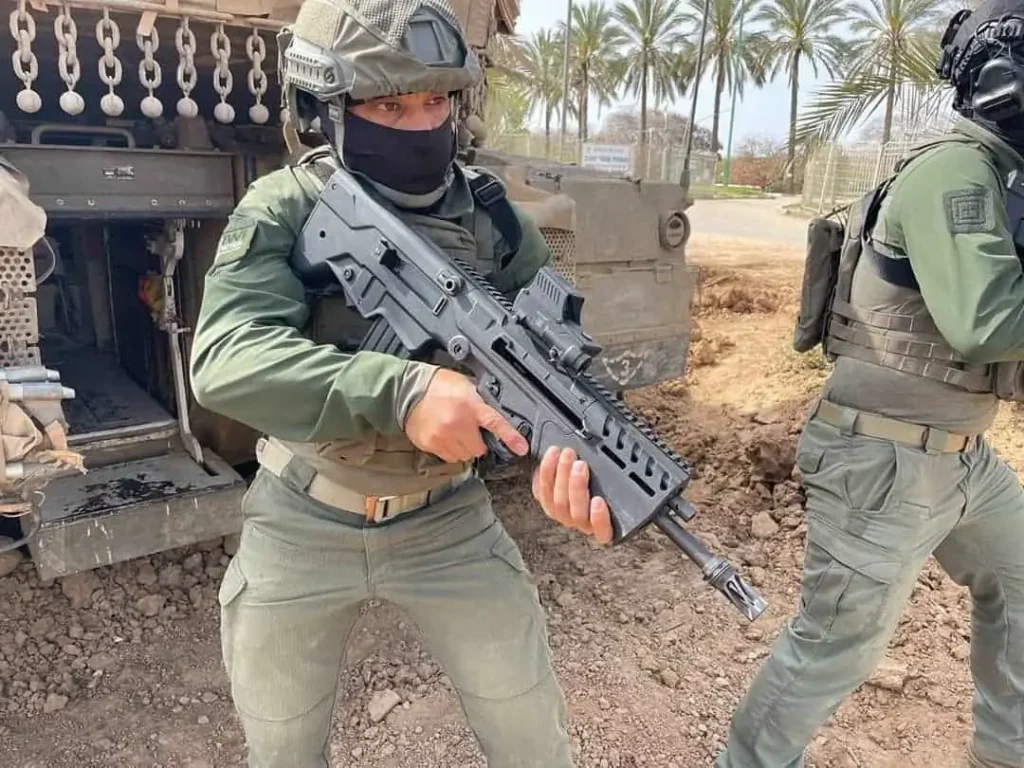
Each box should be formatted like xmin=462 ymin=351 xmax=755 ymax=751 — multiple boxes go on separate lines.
xmin=4 ymin=225 xmax=1022 ymax=768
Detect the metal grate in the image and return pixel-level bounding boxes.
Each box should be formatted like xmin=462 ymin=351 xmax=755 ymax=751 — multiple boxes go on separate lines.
xmin=0 ymin=246 xmax=40 ymax=369
xmin=540 ymin=228 xmax=577 ymax=285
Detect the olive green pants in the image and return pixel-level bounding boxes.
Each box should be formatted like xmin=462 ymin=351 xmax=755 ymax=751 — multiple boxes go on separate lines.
xmin=716 ymin=408 xmax=1024 ymax=768
xmin=218 ymin=466 xmax=573 ymax=768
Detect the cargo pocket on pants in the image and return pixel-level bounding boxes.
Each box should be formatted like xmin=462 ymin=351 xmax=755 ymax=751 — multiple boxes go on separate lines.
xmin=218 ymin=558 xmax=248 ymax=679
xmin=798 ymin=529 xmax=904 ymax=643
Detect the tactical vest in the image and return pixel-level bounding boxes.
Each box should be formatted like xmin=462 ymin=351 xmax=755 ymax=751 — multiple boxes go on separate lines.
xmin=793 ymin=133 xmax=1024 ymax=402
xmin=279 ymin=146 xmax=525 ymax=493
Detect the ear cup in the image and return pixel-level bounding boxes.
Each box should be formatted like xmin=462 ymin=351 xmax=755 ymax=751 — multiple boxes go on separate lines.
xmin=972 ymin=56 xmax=1024 ymax=120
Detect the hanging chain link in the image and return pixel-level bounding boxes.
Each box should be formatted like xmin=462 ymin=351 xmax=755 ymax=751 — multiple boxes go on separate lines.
xmin=9 ymin=0 xmax=38 ymax=91
xmin=175 ymin=18 xmax=197 ymax=97
xmin=53 ymin=3 xmax=80 ymax=91
xmin=246 ymin=27 xmax=269 ymax=123
xmin=211 ymin=23 xmax=234 ymax=123
xmin=136 ymin=22 xmax=163 ymax=117
xmin=95 ymin=8 xmax=123 ymax=116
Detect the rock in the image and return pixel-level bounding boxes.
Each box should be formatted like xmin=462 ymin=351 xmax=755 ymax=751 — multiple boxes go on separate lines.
xmin=749 ymin=567 xmax=766 ymax=586
xmin=751 ymin=512 xmax=779 ymax=540
xmin=183 ymin=553 xmax=204 ymax=573
xmin=136 ymin=594 xmax=166 ymax=618
xmin=60 ymin=571 xmax=102 ymax=610
xmin=88 ymin=653 xmax=116 ymax=672
xmin=136 ymin=562 xmax=158 ymax=586
xmin=659 ymin=669 xmax=680 ymax=688
xmin=0 ymin=538 xmax=23 ymax=577
xmin=555 ymin=590 xmax=576 ymax=608
xmin=639 ymin=655 xmax=661 ymax=673
xmin=368 ymin=689 xmax=401 ymax=723
xmin=158 ymin=564 xmax=183 ymax=588
xmin=43 ymin=693 xmax=68 ymax=713
xmin=223 ymin=534 xmax=241 ymax=557
xmin=867 ymin=658 xmax=908 ymax=692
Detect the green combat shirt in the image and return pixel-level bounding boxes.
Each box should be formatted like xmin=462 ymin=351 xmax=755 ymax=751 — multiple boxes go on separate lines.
xmin=824 ymin=116 xmax=1024 ymax=434
xmin=188 ymin=155 xmax=552 ymax=449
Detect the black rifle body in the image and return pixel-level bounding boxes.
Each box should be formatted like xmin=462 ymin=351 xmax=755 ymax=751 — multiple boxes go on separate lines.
xmin=290 ymin=169 xmax=768 ymax=622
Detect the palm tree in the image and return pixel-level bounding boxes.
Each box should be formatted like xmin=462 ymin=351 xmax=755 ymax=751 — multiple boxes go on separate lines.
xmin=560 ymin=1 xmax=628 ymax=142
xmin=516 ymin=29 xmax=568 ymax=157
xmin=752 ymin=0 xmax=848 ymax=190
xmin=795 ymin=0 xmax=944 ymax=145
xmin=612 ymin=0 xmax=692 ymax=155
xmin=687 ymin=0 xmax=769 ymax=154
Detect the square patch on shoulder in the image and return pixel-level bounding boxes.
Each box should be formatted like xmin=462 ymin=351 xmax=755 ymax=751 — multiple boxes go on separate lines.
xmin=215 ymin=215 xmax=257 ymax=265
xmin=942 ymin=187 xmax=994 ymax=234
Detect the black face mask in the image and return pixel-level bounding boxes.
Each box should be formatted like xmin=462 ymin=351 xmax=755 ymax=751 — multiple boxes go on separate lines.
xmin=341 ymin=109 xmax=456 ymax=196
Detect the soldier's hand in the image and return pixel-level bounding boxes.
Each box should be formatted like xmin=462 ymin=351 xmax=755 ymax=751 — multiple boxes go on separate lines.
xmin=532 ymin=446 xmax=614 ymax=545
xmin=404 ymin=368 xmax=528 ymax=463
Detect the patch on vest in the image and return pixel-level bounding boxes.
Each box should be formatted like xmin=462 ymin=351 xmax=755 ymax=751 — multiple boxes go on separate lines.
xmin=943 ymin=187 xmax=995 ymax=234
xmin=215 ymin=215 xmax=257 ymax=265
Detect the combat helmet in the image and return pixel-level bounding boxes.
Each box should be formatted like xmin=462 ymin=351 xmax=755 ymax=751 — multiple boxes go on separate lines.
xmin=277 ymin=0 xmax=483 ymax=147
xmin=938 ymin=0 xmax=1024 ymax=121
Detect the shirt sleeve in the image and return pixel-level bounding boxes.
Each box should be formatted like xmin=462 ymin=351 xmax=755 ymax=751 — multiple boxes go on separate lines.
xmin=893 ymin=143 xmax=1024 ymax=364
xmin=188 ymin=167 xmax=437 ymax=442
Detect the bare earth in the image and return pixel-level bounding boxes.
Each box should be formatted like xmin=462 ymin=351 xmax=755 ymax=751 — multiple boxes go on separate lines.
xmin=4 ymin=200 xmax=1022 ymax=768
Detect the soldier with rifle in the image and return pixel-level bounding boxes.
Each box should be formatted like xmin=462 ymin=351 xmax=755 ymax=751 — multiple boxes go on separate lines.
xmin=188 ymin=0 xmax=612 ymax=765
xmin=717 ymin=2 xmax=1024 ymax=766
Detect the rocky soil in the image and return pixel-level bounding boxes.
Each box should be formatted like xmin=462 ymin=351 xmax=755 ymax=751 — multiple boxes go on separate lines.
xmin=3 ymin=230 xmax=1018 ymax=767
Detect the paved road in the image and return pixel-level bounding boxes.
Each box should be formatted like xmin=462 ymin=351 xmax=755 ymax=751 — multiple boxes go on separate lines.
xmin=686 ymin=195 xmax=809 ymax=249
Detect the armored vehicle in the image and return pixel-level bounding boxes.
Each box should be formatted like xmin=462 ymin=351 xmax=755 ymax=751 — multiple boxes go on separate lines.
xmin=0 ymin=0 xmax=696 ymax=582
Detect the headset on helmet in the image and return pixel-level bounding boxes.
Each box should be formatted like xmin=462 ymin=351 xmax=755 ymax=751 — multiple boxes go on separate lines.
xmin=938 ymin=3 xmax=1024 ymax=122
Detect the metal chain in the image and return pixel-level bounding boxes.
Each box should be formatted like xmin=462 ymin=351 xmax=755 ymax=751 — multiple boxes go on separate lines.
xmin=136 ymin=22 xmax=163 ymax=117
xmin=211 ymin=23 xmax=234 ymax=123
xmin=8 ymin=0 xmax=40 ymax=112
xmin=53 ymin=2 xmax=84 ymax=114
xmin=246 ymin=28 xmax=269 ymax=124
xmin=174 ymin=17 xmax=198 ymax=117
xmin=95 ymin=8 xmax=123 ymax=116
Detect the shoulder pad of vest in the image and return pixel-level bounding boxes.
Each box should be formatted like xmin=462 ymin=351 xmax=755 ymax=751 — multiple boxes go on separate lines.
xmin=461 ymin=165 xmax=523 ymax=254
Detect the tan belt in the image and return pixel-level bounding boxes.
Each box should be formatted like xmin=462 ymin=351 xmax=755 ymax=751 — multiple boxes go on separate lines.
xmin=254 ymin=437 xmax=473 ymax=523
xmin=812 ymin=398 xmax=973 ymax=454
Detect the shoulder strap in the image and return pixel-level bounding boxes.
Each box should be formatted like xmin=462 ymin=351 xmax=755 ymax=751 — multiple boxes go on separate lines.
xmin=294 ymin=145 xmax=339 ymax=187
xmin=463 ymin=167 xmax=523 ymax=254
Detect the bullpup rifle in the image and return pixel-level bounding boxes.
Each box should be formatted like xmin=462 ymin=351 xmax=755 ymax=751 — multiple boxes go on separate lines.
xmin=291 ymin=169 xmax=768 ymax=623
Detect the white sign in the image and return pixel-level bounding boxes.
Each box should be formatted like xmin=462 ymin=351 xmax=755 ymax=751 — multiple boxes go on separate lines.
xmin=581 ymin=143 xmax=633 ymax=174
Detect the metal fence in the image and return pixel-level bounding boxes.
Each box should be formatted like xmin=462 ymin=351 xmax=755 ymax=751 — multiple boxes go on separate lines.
xmin=800 ymin=125 xmax=957 ymax=213
xmin=485 ymin=133 xmax=719 ymax=186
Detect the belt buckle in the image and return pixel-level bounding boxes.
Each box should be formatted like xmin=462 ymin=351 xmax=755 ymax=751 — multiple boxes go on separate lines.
xmin=364 ymin=495 xmax=394 ymax=524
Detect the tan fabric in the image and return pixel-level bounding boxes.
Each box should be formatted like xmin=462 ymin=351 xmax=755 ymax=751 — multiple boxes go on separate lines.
xmin=0 ymin=158 xmax=46 ymax=250
xmin=0 ymin=383 xmax=84 ymax=504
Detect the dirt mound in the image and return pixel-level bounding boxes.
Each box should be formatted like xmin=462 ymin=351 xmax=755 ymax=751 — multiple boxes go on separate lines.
xmin=695 ymin=267 xmax=788 ymax=317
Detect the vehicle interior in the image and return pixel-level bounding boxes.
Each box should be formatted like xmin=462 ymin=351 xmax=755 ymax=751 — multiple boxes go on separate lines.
xmin=0 ymin=7 xmax=286 ymax=579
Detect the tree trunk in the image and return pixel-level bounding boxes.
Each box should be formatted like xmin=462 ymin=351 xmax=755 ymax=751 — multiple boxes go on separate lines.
xmin=545 ymin=106 xmax=552 ymax=158
xmin=787 ymin=53 xmax=800 ymax=193
xmin=712 ymin=62 xmax=725 ymax=154
xmin=882 ymin=50 xmax=897 ymax=144
xmin=640 ymin=50 xmax=649 ymax=172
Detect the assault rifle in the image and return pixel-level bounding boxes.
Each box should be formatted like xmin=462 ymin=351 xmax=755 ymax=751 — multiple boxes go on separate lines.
xmin=291 ymin=169 xmax=768 ymax=623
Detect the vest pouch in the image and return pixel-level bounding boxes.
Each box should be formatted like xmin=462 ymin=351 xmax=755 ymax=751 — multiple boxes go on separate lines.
xmin=793 ymin=217 xmax=844 ymax=352
xmin=992 ymin=361 xmax=1024 ymax=403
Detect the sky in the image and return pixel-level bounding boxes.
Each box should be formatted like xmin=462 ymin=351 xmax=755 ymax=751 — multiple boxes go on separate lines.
xmin=514 ymin=0 xmax=836 ymax=152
